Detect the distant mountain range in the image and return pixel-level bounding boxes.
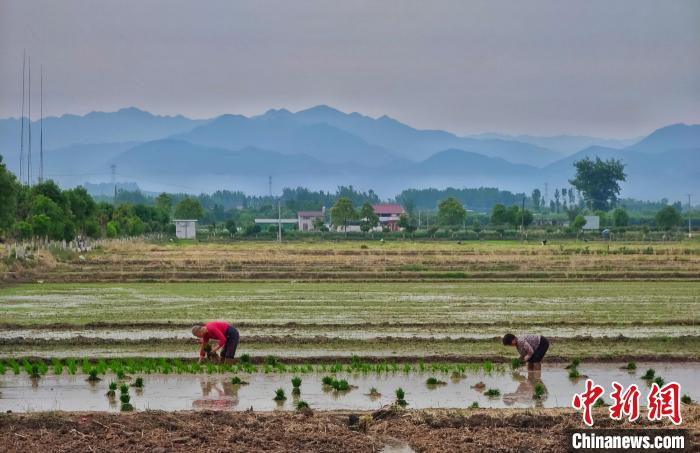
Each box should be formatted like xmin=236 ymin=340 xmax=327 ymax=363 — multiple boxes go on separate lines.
xmin=0 ymin=106 xmax=697 ymax=200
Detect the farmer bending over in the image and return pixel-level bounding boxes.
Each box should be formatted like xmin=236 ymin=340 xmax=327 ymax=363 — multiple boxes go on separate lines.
xmin=192 ymin=320 xmax=240 ymax=364
xmin=503 ymin=333 xmax=549 ymax=371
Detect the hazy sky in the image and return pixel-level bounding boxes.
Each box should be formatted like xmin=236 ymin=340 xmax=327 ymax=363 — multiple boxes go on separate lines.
xmin=1 ymin=0 xmax=698 ymax=137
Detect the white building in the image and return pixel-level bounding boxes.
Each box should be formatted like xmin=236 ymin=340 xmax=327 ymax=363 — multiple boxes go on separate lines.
xmin=173 ymin=219 xmax=197 ymax=239
xmin=297 ymin=210 xmax=325 ymax=231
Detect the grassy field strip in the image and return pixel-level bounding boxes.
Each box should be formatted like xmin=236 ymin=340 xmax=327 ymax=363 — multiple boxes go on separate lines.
xmin=0 ymin=282 xmax=697 ymax=326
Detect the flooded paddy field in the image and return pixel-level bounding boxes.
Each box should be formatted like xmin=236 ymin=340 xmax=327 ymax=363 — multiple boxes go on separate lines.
xmin=1 ymin=363 xmax=698 ymax=413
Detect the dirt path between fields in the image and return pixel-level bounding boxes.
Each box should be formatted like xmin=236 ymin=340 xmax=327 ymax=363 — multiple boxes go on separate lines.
xmin=1 ymin=408 xmax=697 ymax=452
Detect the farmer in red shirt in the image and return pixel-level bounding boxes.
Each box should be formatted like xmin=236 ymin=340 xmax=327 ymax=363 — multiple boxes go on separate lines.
xmin=191 ymin=320 xmax=240 ymax=364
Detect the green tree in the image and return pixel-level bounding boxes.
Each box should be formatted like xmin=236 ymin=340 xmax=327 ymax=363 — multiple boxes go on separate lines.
xmin=13 ymin=221 xmax=32 ymax=240
xmin=330 ymin=197 xmax=357 ymax=233
xmin=612 ymin=208 xmax=629 ymax=227
xmin=569 ymin=157 xmax=627 ymax=211
xmin=531 ymin=189 xmax=542 ymax=211
xmin=490 ymin=204 xmax=508 ymax=226
xmin=571 ymin=214 xmax=587 ymax=231
xmin=174 ymin=197 xmax=204 ymax=220
xmin=67 ymin=186 xmax=96 ymax=232
xmin=359 ymin=202 xmax=379 ymax=233
xmin=398 ymin=213 xmax=417 ymax=233
xmin=655 ymin=206 xmax=682 ymax=231
xmin=155 ymin=193 xmax=173 ymax=215
xmin=437 ymin=197 xmax=466 ymax=230
xmin=312 ymin=217 xmax=326 ymax=231
xmin=0 ymin=155 xmax=19 ymax=235
xmin=30 ymin=194 xmax=66 ymax=240
xmin=225 ymin=219 xmax=237 ymax=235
xmin=106 ymin=221 xmax=118 ymax=238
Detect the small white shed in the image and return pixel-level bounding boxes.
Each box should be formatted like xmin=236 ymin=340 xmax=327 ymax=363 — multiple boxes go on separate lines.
xmin=173 ymin=219 xmax=197 ymax=239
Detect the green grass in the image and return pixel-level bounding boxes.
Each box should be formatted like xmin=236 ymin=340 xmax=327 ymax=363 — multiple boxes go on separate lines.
xmin=1 ymin=281 xmax=697 ymax=327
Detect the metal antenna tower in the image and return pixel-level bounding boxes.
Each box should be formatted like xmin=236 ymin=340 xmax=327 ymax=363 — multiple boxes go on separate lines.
xmin=39 ymin=65 xmax=44 ymax=183
xmin=27 ymin=57 xmax=32 ymax=185
xmin=19 ymin=51 xmax=25 ymax=184
xmin=110 ymin=164 xmax=117 ymax=205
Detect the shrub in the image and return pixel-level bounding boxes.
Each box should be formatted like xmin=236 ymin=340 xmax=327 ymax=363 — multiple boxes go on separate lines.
xmin=273 ymin=388 xmax=286 ymax=401
xmin=484 ymin=388 xmax=501 ymax=398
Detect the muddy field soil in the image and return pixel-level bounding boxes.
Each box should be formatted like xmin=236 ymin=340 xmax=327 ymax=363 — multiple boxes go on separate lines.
xmin=1 ymin=408 xmax=698 ymax=452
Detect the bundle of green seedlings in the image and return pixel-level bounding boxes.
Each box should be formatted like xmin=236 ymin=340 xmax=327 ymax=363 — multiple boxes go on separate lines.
xmin=681 ymin=394 xmax=693 ymax=405
xmin=87 ymin=368 xmax=101 ymax=382
xmin=106 ymin=381 xmax=118 ymax=398
xmin=567 ymin=358 xmax=585 ymax=379
xmin=273 ymin=388 xmax=287 ymax=402
xmin=624 ymin=362 xmax=636 ymax=371
xmin=395 ymin=388 xmax=408 ymax=407
xmin=321 ymin=376 xmax=351 ymax=392
xmin=295 ymin=400 xmax=310 ymax=412
xmin=425 ymin=377 xmax=447 ymax=386
xmin=120 ymin=384 xmax=134 ymax=411
xmin=230 ymin=376 xmax=249 ymax=385
xmin=533 ymin=383 xmax=547 ymax=400
xmin=367 ymin=387 xmax=381 ymax=398
xmin=291 ymin=376 xmax=302 ymax=395
xmin=642 ymin=368 xmax=656 ymax=381
xmin=131 ymin=377 xmax=144 ymax=388
xmin=484 ymin=388 xmax=501 ymax=398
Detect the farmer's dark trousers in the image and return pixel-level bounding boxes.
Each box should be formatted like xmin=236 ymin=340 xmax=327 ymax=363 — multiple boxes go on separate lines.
xmin=221 ymin=325 xmax=239 ymax=359
xmin=529 ymin=336 xmax=549 ymax=363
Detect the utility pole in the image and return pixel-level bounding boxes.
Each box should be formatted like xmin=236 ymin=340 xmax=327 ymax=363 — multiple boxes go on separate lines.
xmin=521 ymin=196 xmax=525 ymax=241
xmin=110 ymin=164 xmax=117 ymax=205
xmin=268 ymin=176 xmax=272 ymax=199
xmin=277 ymin=198 xmax=282 ymax=242
xmin=688 ymin=194 xmax=693 ymax=239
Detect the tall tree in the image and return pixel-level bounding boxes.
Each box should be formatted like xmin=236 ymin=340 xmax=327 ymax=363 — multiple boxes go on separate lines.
xmin=554 ymin=189 xmax=561 ymax=213
xmin=490 ymin=204 xmax=508 ymax=226
xmin=531 ymin=189 xmax=542 ymax=211
xmin=655 ymin=206 xmax=681 ymax=231
xmin=569 ymin=157 xmax=627 ymax=211
xmin=0 ymin=155 xmax=19 ymax=235
xmin=359 ymin=202 xmax=379 ymax=233
xmin=437 ymin=197 xmax=466 ymax=230
xmin=330 ymin=197 xmax=356 ymax=233
xmin=155 ymin=193 xmax=173 ymax=214
xmin=612 ymin=208 xmax=629 ymax=227
xmin=174 ymin=197 xmax=204 ymax=220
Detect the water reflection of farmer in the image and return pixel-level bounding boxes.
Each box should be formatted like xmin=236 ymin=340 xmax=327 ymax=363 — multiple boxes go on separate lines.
xmin=191 ymin=320 xmax=240 ymax=364
xmin=503 ymin=372 xmax=548 ymax=406
xmin=194 ymin=379 xmax=239 ymax=410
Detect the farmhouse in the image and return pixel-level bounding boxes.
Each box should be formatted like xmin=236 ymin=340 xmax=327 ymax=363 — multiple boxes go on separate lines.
xmin=372 ymin=204 xmax=405 ymax=232
xmin=173 ymin=219 xmax=197 ymax=239
xmin=297 ymin=210 xmax=325 ymax=231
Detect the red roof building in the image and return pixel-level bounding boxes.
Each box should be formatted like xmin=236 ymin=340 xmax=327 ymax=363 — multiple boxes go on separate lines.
xmin=372 ymin=204 xmax=405 ymax=232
